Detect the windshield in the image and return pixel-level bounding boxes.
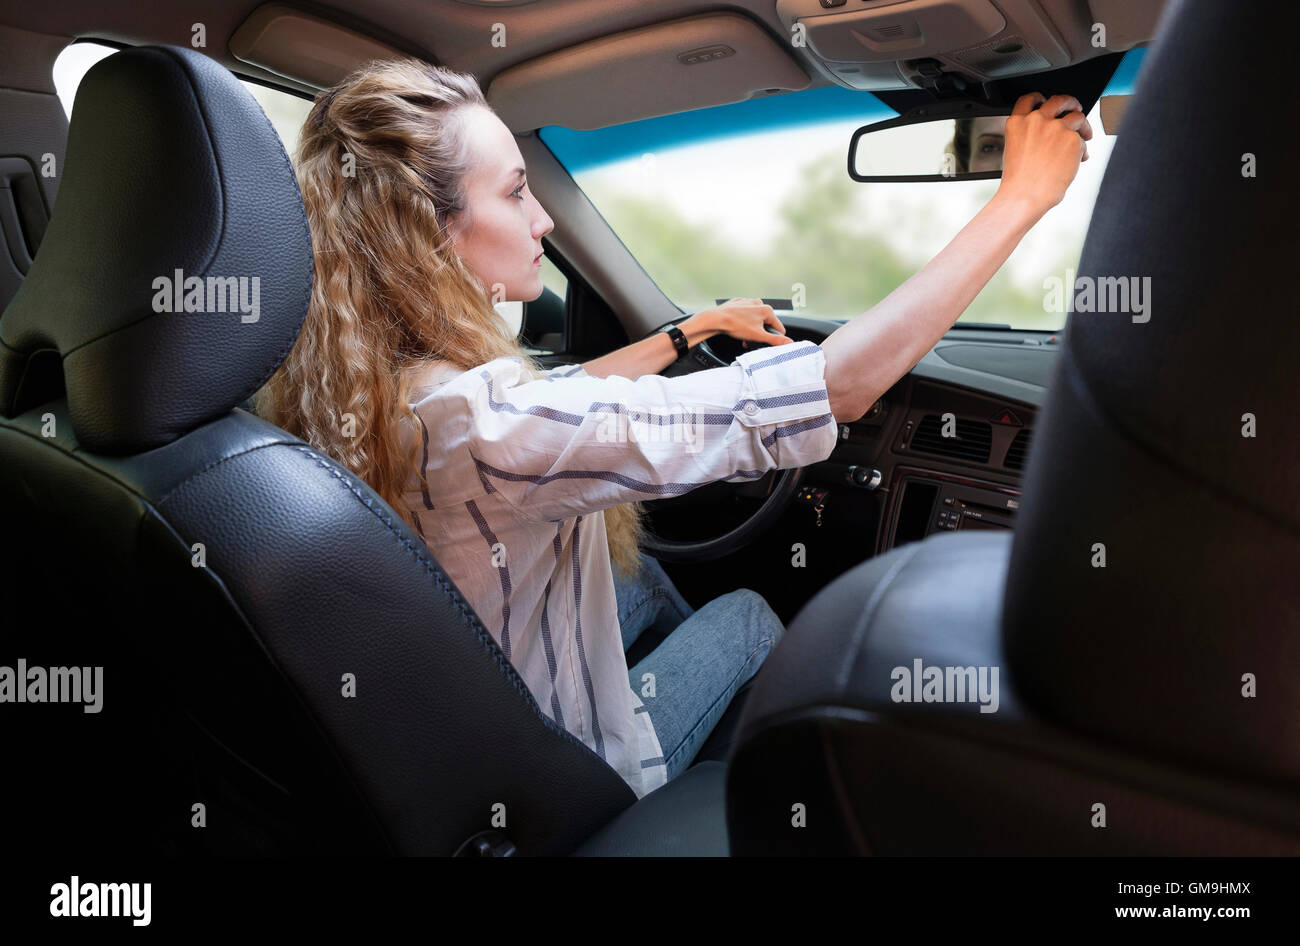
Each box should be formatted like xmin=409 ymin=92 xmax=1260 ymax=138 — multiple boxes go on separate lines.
xmin=539 ymin=50 xmax=1146 ymax=331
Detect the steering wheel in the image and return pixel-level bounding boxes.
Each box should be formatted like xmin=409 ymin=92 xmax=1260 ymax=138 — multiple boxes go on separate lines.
xmin=638 ymin=331 xmax=806 ymax=563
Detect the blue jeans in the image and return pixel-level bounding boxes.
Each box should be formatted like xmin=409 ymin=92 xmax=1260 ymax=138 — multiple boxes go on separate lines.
xmin=614 ymin=552 xmax=786 ymax=781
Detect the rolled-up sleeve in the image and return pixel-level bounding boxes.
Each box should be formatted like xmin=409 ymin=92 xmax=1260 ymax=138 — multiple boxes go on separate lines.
xmin=443 ymin=340 xmax=838 ymax=522
xmin=540 ymin=363 xmax=589 ymax=380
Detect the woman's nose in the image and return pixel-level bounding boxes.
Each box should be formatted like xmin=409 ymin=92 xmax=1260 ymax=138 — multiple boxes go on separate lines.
xmin=532 ymin=198 xmax=554 ymax=238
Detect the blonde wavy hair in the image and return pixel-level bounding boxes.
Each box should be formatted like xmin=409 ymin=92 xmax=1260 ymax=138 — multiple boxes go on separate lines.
xmin=255 ymin=59 xmax=645 ymax=579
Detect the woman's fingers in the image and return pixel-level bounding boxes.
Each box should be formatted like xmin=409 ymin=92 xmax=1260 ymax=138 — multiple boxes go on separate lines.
xmin=722 ymin=299 xmax=792 ymax=344
xmin=1012 ymin=91 xmax=1047 ymax=115
xmin=1058 ymin=109 xmax=1094 ymax=140
xmin=1038 ymin=93 xmax=1083 ymax=118
xmin=766 ymin=322 xmax=793 ymax=344
xmin=1042 ymin=95 xmax=1092 ymax=157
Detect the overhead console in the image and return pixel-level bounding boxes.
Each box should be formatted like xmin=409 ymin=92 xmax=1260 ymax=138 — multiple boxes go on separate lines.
xmin=774 ymin=0 xmax=1157 ymax=92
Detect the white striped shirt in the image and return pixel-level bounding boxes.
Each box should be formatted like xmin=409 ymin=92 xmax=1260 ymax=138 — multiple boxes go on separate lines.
xmin=401 ymin=339 xmax=838 ymax=798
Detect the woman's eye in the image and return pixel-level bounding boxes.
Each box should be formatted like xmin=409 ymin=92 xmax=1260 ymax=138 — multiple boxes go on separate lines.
xmin=512 ymin=182 xmax=526 ymax=199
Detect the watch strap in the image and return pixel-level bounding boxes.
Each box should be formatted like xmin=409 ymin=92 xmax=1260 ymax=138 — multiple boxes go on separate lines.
xmin=664 ymin=324 xmax=689 ymax=358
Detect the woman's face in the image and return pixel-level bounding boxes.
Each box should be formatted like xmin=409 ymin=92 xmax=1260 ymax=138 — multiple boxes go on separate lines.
xmin=447 ymin=106 xmax=555 ymax=303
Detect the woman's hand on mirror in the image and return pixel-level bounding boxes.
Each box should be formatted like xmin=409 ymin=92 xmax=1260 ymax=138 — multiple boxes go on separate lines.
xmin=996 ymin=92 xmax=1092 ymax=213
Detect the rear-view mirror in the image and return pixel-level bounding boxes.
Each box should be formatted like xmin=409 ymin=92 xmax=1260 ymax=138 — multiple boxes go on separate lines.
xmin=848 ymin=105 xmax=1013 ymax=182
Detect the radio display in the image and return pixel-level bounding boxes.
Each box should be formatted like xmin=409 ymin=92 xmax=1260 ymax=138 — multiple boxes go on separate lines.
xmin=957 ymin=516 xmax=1010 ymax=531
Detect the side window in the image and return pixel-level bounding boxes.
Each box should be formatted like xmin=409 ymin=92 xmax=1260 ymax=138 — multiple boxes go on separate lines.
xmin=52 ymin=41 xmax=570 ymax=353
xmin=52 ymin=41 xmax=313 ymax=158
xmin=241 ymin=82 xmax=314 ymax=158
xmin=521 ymin=253 xmax=568 ymax=353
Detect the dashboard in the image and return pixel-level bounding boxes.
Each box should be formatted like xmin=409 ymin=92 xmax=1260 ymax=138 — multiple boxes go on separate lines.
xmin=697 ymin=316 xmax=1059 ymax=555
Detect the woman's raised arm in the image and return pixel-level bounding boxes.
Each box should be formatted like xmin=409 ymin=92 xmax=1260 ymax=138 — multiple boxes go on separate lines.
xmin=821 ymin=92 xmax=1093 ymax=423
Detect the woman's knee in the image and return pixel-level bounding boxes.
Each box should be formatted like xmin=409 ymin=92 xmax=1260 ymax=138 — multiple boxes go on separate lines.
xmin=719 ymin=588 xmax=785 ymax=655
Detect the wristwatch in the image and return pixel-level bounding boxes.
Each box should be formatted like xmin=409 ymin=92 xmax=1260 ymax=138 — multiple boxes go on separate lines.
xmin=663 ymin=324 xmax=690 ymax=359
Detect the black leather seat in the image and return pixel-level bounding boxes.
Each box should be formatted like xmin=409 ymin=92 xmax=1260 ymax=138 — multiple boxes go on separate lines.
xmin=726 ymin=0 xmax=1300 ymax=855
xmin=0 ymin=45 xmax=725 ymax=855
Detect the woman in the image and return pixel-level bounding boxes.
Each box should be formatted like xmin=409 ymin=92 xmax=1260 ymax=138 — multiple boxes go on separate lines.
xmin=258 ymin=60 xmax=1090 ymax=799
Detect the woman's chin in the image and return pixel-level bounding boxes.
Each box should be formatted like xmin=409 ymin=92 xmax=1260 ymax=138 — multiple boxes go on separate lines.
xmin=521 ymin=277 xmax=545 ymax=302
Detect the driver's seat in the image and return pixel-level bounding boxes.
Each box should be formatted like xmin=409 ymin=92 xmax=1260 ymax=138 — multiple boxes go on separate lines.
xmin=0 ymin=45 xmax=725 ymax=855
xmin=726 ymin=0 xmax=1300 ymax=854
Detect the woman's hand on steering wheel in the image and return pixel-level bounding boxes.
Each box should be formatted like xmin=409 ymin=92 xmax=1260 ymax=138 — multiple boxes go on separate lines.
xmin=704 ymin=298 xmax=793 ymax=349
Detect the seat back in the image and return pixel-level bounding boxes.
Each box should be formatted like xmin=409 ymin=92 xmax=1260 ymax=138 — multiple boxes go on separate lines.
xmin=0 ymin=45 xmax=633 ymax=855
xmin=1001 ymin=0 xmax=1300 ymax=785
xmin=725 ymin=0 xmax=1300 ymax=855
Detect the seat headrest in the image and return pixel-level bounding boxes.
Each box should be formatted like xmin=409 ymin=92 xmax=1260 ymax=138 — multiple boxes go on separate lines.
xmin=0 ymin=45 xmax=311 ymax=452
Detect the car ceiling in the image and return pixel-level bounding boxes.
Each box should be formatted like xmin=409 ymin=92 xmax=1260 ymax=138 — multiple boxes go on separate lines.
xmin=0 ymin=0 xmax=1167 ymax=130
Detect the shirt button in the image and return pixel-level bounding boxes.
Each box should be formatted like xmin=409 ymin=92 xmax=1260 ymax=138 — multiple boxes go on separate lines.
xmin=744 ymin=402 xmax=759 ymax=415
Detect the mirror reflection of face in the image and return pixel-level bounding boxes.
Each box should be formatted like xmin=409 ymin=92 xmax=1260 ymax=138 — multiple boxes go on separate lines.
xmin=968 ymin=115 xmax=1008 ymax=172
xmin=851 ymin=113 xmax=1013 ymax=178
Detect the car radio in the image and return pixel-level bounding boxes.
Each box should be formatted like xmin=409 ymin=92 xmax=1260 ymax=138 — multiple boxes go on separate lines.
xmin=884 ymin=469 xmax=1020 ymax=551
xmin=932 ymin=488 xmax=1017 ymax=533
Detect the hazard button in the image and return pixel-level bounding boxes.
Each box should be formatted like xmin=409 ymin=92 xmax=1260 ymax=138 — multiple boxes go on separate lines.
xmin=991 ymin=408 xmax=1023 ymax=426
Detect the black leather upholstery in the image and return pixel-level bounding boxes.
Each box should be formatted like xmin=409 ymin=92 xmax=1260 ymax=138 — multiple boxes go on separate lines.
xmin=1001 ymin=0 xmax=1300 ymax=782
xmin=727 ymin=533 xmax=1300 ymax=854
xmin=1 ymin=45 xmax=646 ymax=855
xmin=727 ymin=0 xmax=1300 ymax=855
xmin=574 ymin=761 xmax=729 ymax=856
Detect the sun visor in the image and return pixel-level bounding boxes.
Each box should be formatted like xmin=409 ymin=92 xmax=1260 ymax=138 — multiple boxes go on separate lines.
xmin=1099 ymin=94 xmax=1130 ymax=135
xmin=229 ymin=4 xmax=407 ymax=90
xmin=488 ymin=12 xmax=811 ymax=132
xmin=1087 ymin=0 xmax=1169 ymax=52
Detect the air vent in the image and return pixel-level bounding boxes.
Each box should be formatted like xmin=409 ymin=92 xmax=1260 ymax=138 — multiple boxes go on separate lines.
xmin=1004 ymin=428 xmax=1032 ymax=471
xmin=910 ymin=414 xmax=992 ymax=464
xmin=870 ymin=24 xmax=911 ymax=40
